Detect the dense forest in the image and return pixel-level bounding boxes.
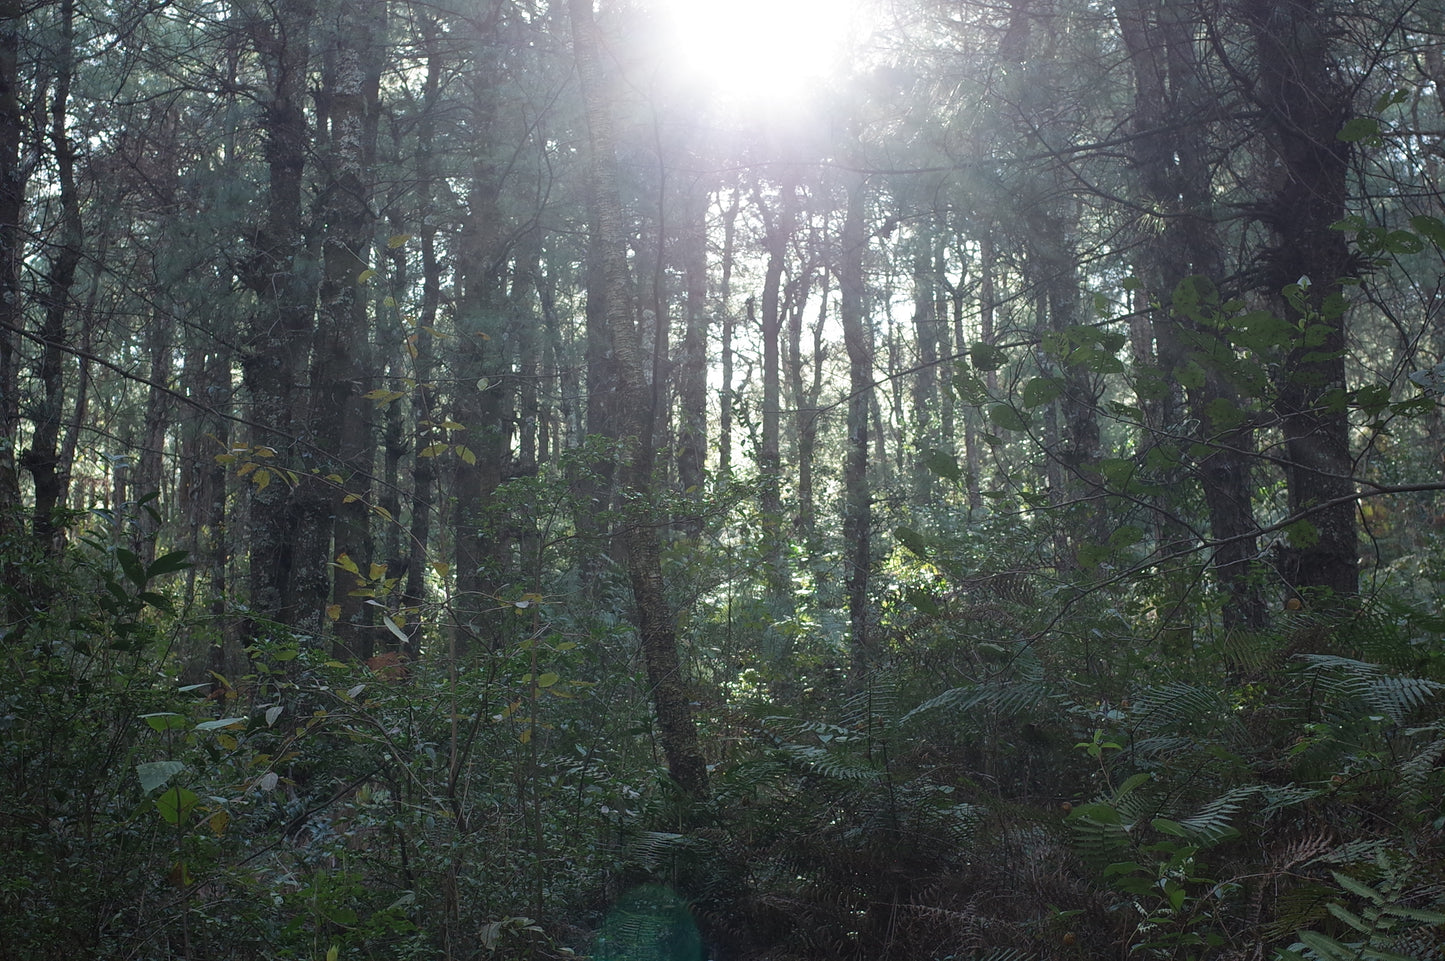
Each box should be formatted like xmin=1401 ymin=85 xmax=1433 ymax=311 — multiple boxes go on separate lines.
xmin=3 ymin=0 xmax=1445 ymax=958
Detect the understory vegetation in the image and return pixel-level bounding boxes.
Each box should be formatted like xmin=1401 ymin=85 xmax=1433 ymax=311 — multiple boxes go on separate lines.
xmin=3 ymin=496 xmax=1444 ymax=961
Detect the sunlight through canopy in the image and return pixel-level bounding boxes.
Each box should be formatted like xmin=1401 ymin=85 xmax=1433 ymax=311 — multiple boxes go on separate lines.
xmin=647 ymin=0 xmax=874 ymax=110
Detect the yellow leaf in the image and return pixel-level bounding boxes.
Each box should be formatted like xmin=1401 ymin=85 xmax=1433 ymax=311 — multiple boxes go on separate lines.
xmin=342 ymin=494 xmax=360 ymax=504
xmin=387 ymin=233 xmax=412 ymax=248
xmin=439 ymin=420 xmax=465 ymax=430
xmin=431 ymin=561 xmax=450 ymax=578
xmin=357 ymin=268 xmax=377 ymax=284
xmin=208 ymin=810 xmax=229 ymax=836
xmin=326 ymin=604 xmax=341 ymax=621
xmin=217 ymin=733 xmax=239 ymax=751
xmin=335 ymin=553 xmax=360 ymax=574
xmin=254 ymin=446 xmax=276 ymax=458
xmin=214 ymin=453 xmax=235 ymax=465
xmin=372 ymin=505 xmax=394 ymax=521
xmin=368 ymin=562 xmax=387 ymax=581
xmin=419 ymin=443 xmax=449 ymax=458
xmin=457 ymin=445 xmax=477 ymax=466
xmin=326 ymin=946 xmax=340 ymax=961
xmin=253 ymin=468 xmax=271 ymax=490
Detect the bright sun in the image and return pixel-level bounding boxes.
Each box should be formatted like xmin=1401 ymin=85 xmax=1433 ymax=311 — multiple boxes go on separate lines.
xmin=650 ymin=0 xmax=872 ymax=109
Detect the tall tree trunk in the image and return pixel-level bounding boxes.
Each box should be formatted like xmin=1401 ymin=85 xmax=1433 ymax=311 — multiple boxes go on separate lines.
xmin=675 ymin=179 xmax=708 ymax=538
xmin=911 ymin=242 xmax=940 ymax=504
xmin=1241 ymin=0 xmax=1357 ymax=599
xmin=453 ymin=10 xmax=513 ymax=654
xmin=840 ymin=175 xmax=873 ymax=678
xmin=0 ymin=0 xmax=26 ymax=538
xmin=401 ymin=14 xmax=444 ymax=660
xmin=25 ymin=0 xmax=80 ymax=544
xmin=757 ymin=176 xmax=794 ymax=603
xmin=569 ymin=0 xmax=707 ymax=799
xmin=1117 ymin=0 xmax=1267 ymax=628
xmin=240 ymin=0 xmax=316 ymax=634
xmin=717 ymin=188 xmax=740 ymax=482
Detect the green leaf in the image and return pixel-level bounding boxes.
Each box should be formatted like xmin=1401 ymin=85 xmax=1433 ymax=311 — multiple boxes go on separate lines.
xmin=1409 ymin=215 xmax=1445 ymax=249
xmin=194 ymin=717 xmax=246 ymax=732
xmin=138 ymin=591 xmax=174 ymax=614
xmin=536 ymin=672 xmax=560 ymax=688
xmin=116 ymin=548 xmax=147 ymax=588
xmin=136 ymin=760 xmax=186 ymax=794
xmin=155 ymin=786 xmax=200 ymax=825
xmin=1020 ymin=376 xmax=1062 ymax=408
xmin=988 ymin=404 xmax=1028 ymax=432
xmin=921 ymin=447 xmax=960 ymax=481
xmin=950 ymin=367 xmax=990 ymax=406
xmin=142 ymin=712 xmax=188 ymax=732
xmin=894 ymin=526 xmax=931 ymax=559
xmin=1330 ymin=871 xmax=1387 ymax=905
xmin=1152 ymin=818 xmax=1189 ymax=837
xmin=1381 ymin=903 xmax=1445 ymax=924
xmin=382 ymin=614 xmax=409 ymax=646
xmin=969 ymin=342 xmax=1007 ymax=372
xmin=145 ymin=550 xmax=191 ymax=580
xmin=1324 ymin=902 xmax=1372 ymax=934
xmin=1297 ymin=931 xmax=1357 ymax=961
xmin=1337 ymin=117 xmax=1381 ymax=143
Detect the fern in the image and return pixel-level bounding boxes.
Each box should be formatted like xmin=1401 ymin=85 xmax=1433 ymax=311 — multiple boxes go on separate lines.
xmin=1297 ymin=654 xmax=1444 ymax=725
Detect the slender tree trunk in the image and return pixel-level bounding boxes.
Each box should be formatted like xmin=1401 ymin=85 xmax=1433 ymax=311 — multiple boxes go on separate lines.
xmin=757 ymin=177 xmax=794 ymax=603
xmin=401 ymin=14 xmax=444 ymax=660
xmin=569 ymin=0 xmax=707 ymax=799
xmin=25 ymin=0 xmax=80 ymax=544
xmin=840 ymin=175 xmax=873 ymax=678
xmin=717 ymin=188 xmax=740 ymax=482
xmin=0 ymin=0 xmax=26 ymax=537
xmin=675 ymin=180 xmax=709 ymax=538
xmin=911 ymin=243 xmax=939 ymax=504
xmin=453 ymin=12 xmax=513 ymax=653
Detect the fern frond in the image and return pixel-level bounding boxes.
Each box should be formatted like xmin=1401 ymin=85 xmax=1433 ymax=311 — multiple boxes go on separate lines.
xmin=780 ymin=744 xmax=881 ymax=782
xmin=1171 ymin=785 xmax=1256 ymax=844
xmin=1296 ymin=654 xmax=1444 ymax=724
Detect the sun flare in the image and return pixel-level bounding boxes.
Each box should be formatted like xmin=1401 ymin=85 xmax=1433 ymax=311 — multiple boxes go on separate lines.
xmin=650 ymin=0 xmax=871 ymax=108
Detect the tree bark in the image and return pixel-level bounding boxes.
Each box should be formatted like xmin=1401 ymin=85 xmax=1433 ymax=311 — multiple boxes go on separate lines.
xmin=0 ymin=0 xmax=26 ymax=538
xmin=1240 ymin=0 xmax=1357 ymax=599
xmin=569 ymin=0 xmax=707 ymax=799
xmin=25 ymin=0 xmax=80 ymax=544
xmin=840 ymin=175 xmax=873 ymax=679
xmin=1116 ymin=0 xmax=1267 ymax=628
xmin=240 ymin=0 xmax=316 ymax=634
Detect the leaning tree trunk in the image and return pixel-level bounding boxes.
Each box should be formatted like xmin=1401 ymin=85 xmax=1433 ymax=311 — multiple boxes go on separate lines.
xmin=569 ymin=0 xmax=707 ymax=799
